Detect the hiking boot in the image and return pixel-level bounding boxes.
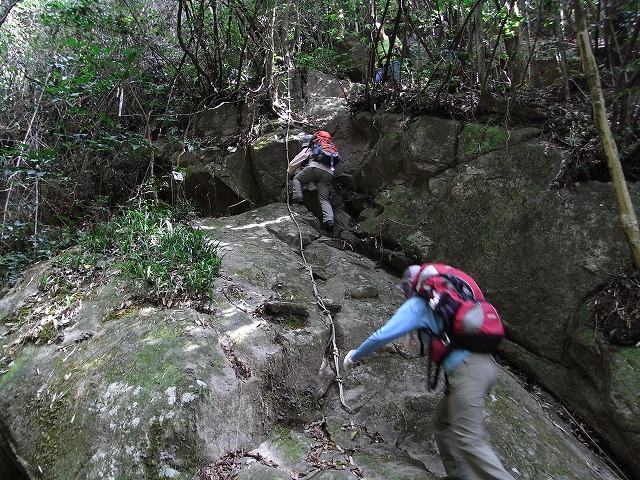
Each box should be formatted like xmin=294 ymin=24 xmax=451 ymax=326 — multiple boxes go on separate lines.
xmin=323 ymin=221 xmax=334 ymax=231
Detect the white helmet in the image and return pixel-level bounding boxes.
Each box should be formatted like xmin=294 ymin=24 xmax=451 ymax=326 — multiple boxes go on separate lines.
xmin=396 ymin=264 xmax=421 ymax=298
xmin=301 ymin=134 xmax=313 ymax=147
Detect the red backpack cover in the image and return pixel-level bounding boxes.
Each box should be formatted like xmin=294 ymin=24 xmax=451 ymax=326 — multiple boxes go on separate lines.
xmin=310 ymin=131 xmax=341 ymax=170
xmin=413 ymin=263 xmax=505 ymax=364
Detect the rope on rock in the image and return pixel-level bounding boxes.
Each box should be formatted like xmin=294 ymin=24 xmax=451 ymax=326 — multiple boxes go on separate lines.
xmin=282 ymin=81 xmax=350 ymax=412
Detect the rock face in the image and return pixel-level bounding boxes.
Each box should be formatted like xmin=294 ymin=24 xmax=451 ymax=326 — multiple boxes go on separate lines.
xmin=154 ymin=71 xmax=640 ymax=476
xmin=0 ymin=70 xmax=638 ymax=479
xmin=0 ymin=205 xmax=620 ymax=480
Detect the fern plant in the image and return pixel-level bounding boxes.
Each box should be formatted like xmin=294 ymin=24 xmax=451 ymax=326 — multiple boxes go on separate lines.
xmin=64 ymin=200 xmax=221 ymax=307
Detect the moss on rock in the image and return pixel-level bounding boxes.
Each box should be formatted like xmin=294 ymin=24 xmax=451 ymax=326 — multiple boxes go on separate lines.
xmin=608 ymin=348 xmax=640 ymax=428
xmin=458 ymin=124 xmax=542 ymax=162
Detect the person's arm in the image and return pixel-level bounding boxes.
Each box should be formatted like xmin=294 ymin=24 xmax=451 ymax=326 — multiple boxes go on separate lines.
xmin=376 ymin=35 xmax=390 ymax=65
xmin=287 ymin=147 xmax=311 ymax=175
xmin=350 ymin=296 xmax=439 ymax=362
xmin=393 ymin=37 xmax=403 ymax=56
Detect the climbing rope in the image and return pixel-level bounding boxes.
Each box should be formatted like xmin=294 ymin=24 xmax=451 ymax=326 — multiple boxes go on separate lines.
xmin=282 ymin=74 xmax=350 ymax=412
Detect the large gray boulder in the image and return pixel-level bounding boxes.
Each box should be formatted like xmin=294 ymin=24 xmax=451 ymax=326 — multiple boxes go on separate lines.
xmin=157 ymin=70 xmax=355 ymax=217
xmin=6 ymin=69 xmax=638 ymax=477
xmin=156 ymin=88 xmax=640 ymax=475
xmin=343 ymin=119 xmax=640 ymax=477
xmin=0 ymin=204 xmax=618 ymax=480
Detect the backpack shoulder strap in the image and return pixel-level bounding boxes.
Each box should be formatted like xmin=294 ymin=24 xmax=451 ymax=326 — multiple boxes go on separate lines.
xmin=417 ymin=327 xmax=446 ymax=391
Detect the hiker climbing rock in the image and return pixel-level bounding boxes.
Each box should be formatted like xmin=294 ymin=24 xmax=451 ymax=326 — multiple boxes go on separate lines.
xmin=343 ymin=264 xmax=514 ymax=480
xmin=287 ymin=131 xmax=341 ymax=232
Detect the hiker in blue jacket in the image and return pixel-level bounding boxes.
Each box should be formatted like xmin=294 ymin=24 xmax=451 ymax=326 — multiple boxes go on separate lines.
xmin=343 ymin=265 xmax=514 ymax=480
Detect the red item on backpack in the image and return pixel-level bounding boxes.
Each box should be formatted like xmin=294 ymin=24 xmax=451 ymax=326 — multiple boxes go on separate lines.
xmin=310 ymin=131 xmax=341 ymax=170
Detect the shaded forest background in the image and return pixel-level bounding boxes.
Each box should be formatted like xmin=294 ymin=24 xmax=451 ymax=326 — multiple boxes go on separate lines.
xmin=1 ymin=0 xmax=639 ymax=289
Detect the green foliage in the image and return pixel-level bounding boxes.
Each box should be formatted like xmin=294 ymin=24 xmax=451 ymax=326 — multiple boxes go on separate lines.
xmin=458 ymin=124 xmax=509 ymax=161
xmin=1 ymin=0 xmax=183 ymax=258
xmin=296 ymin=47 xmax=353 ymax=77
xmin=38 ymin=322 xmax=55 ymax=342
xmin=0 ymin=221 xmax=77 ymax=289
xmin=70 ymin=200 xmax=221 ymax=305
xmin=280 ymin=315 xmax=306 ymax=330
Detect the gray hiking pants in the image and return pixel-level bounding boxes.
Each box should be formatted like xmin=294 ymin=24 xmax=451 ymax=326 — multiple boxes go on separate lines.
xmin=433 ymin=353 xmax=514 ymax=480
xmin=292 ymin=166 xmax=334 ymax=225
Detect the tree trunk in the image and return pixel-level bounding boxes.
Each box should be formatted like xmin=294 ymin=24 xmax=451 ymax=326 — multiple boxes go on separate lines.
xmin=573 ymin=0 xmax=640 ymax=270
xmin=0 ymin=0 xmax=20 ymax=27
xmin=265 ymin=0 xmax=278 ymax=111
xmin=502 ymin=0 xmax=523 ymax=88
xmin=280 ymin=0 xmax=294 ymax=113
xmin=554 ymin=0 xmax=571 ymax=100
xmin=473 ymin=0 xmax=485 ymax=86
